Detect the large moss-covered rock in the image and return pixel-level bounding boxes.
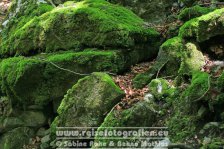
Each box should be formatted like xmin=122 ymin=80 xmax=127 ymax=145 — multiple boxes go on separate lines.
xmin=54 ymin=72 xmax=124 ymax=127
xmin=49 ymin=73 xmax=124 ymax=148
xmin=0 ymin=0 xmax=160 ymax=57
xmin=0 ymin=127 xmax=35 ymax=149
xmin=108 ymin=0 xmax=176 ymax=24
xmin=133 ymin=37 xmax=205 ymax=88
xmin=0 ymin=50 xmax=136 ymax=108
xmin=179 ymin=8 xmax=224 ymax=42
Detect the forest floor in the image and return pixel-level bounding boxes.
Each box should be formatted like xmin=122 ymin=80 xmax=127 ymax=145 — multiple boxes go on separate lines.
xmin=113 ymin=62 xmax=153 ymax=110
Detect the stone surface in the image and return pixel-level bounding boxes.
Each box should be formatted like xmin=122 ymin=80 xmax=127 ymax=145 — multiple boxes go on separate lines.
xmin=0 ymin=127 xmax=35 ymax=149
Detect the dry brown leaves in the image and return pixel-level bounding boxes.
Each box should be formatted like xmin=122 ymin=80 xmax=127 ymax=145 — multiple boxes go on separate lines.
xmin=113 ymin=62 xmax=154 ymax=109
xmin=0 ymin=0 xmax=10 ymax=14
xmin=202 ymin=55 xmax=224 ymax=77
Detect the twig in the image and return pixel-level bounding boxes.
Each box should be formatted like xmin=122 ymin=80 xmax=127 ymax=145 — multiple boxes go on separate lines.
xmin=39 ymin=58 xmax=90 ymax=76
xmin=35 ymin=57 xmax=117 ymax=76
xmin=156 ymin=59 xmax=169 ymax=79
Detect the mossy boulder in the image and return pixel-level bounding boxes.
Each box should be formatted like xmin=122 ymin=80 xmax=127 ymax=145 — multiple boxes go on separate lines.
xmin=0 ymin=0 xmax=160 ymax=57
xmin=49 ymin=72 xmax=124 ymax=148
xmin=179 ymin=5 xmax=215 ymax=22
xmin=54 ymin=72 xmax=124 ymax=127
xmin=159 ymin=37 xmax=205 ymax=77
xmin=0 ymin=50 xmax=137 ymax=108
xmin=0 ymin=127 xmax=35 ymax=149
xmin=133 ymin=37 xmax=205 ymax=88
xmin=93 ymin=100 xmax=159 ymax=148
xmin=179 ymin=8 xmax=224 ymax=42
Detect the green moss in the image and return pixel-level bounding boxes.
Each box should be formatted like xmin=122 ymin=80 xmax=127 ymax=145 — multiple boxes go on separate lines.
xmin=182 ymin=71 xmax=210 ymax=102
xmin=0 ymin=0 xmax=159 ymax=57
xmin=167 ymin=114 xmax=197 ymax=142
xmin=57 ymin=72 xmax=124 ymax=124
xmin=178 ymin=42 xmax=205 ymax=75
xmin=148 ymin=78 xmax=175 ymax=100
xmin=179 ymin=8 xmax=224 ymax=42
xmin=132 ymin=37 xmax=183 ymax=88
xmin=93 ymin=100 xmax=158 ymax=148
xmin=0 ymin=50 xmax=129 ymax=108
xmin=166 ymin=72 xmax=212 ymax=142
xmin=132 ymin=37 xmax=205 ymax=88
xmin=1 ymin=2 xmax=53 ymax=51
xmin=132 ymin=73 xmax=151 ymax=89
xmin=179 ymin=5 xmax=215 ymax=22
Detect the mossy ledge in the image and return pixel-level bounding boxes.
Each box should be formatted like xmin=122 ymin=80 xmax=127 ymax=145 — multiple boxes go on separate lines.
xmin=0 ymin=49 xmax=142 ymax=108
xmin=179 ymin=8 xmax=224 ymax=42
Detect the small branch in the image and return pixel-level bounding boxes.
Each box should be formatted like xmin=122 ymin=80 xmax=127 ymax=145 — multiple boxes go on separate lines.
xmin=156 ymin=59 xmax=169 ymax=79
xmin=48 ymin=0 xmax=56 ymax=7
